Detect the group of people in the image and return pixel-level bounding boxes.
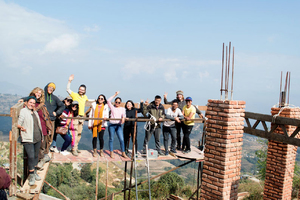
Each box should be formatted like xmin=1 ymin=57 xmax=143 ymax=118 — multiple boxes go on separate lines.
xmin=17 ymin=74 xmax=203 ymax=186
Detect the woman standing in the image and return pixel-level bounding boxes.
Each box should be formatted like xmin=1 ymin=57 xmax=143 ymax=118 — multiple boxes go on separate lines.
xmin=107 ymin=91 xmax=127 ymax=158
xmin=123 ymin=100 xmax=143 ymax=155
xmin=88 ymin=94 xmax=109 ymax=157
xmin=19 ymin=87 xmax=53 ymax=169
xmin=18 ymin=96 xmax=43 ymax=186
xmin=58 ymin=101 xmax=79 ymax=155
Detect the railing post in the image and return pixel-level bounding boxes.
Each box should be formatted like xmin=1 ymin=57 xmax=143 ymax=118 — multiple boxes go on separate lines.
xmin=263 ymin=107 xmax=300 ymax=199
xmin=200 ymin=99 xmax=245 ymax=200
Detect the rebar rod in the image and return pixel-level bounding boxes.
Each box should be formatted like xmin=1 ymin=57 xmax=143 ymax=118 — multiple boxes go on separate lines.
xmin=44 ymin=181 xmax=69 ymax=200
xmin=220 ymin=43 xmax=225 ymax=100
xmin=231 ymin=46 xmax=235 ymax=100
xmin=225 ymin=46 xmax=228 ymax=99
xmin=227 ymin=42 xmax=231 ymax=100
xmin=288 ymin=72 xmax=291 ymax=105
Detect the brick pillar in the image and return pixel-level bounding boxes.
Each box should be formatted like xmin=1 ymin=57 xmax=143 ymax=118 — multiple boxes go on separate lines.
xmin=263 ymin=108 xmax=300 ymax=200
xmin=200 ymin=100 xmax=245 ymax=200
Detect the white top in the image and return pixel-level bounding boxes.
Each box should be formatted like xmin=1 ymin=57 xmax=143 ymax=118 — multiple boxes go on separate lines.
xmin=163 ymin=107 xmax=184 ymax=127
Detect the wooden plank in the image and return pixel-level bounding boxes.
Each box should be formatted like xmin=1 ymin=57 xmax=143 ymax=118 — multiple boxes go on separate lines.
xmin=245 ymin=118 xmax=251 ymax=128
xmin=19 ymin=154 xmax=52 ymax=195
xmin=244 ymin=127 xmax=300 ymax=147
xmin=252 ymin=120 xmax=260 ymax=129
xmin=290 ymin=126 xmax=300 ymax=138
xmin=245 ymin=111 xmax=300 ymax=126
xmin=85 ymin=101 xmax=207 ymax=111
xmin=262 ymin=121 xmax=268 ymax=132
xmin=280 ymin=124 xmax=289 ymax=137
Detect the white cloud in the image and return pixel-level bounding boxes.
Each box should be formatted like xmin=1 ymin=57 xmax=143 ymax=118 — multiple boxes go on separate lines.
xmin=0 ymin=1 xmax=80 ymax=69
xmin=84 ymin=25 xmax=100 ymax=32
xmin=122 ymin=57 xmax=219 ymax=83
xmin=44 ymin=34 xmax=79 ymax=54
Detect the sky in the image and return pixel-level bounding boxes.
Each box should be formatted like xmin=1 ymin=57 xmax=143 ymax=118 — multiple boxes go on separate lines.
xmin=0 ymin=0 xmax=299 ymax=115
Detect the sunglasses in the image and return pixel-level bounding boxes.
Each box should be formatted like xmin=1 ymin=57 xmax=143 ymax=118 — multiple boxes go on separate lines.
xmin=99 ymin=97 xmax=104 ymax=100
xmin=115 ymin=101 xmax=121 ymax=104
xmin=72 ymin=105 xmax=78 ymax=107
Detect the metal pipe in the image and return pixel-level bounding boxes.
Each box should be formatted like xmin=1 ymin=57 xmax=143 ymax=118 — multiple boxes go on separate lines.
xmin=95 ymin=154 xmax=99 ymax=200
xmin=225 ymin=46 xmax=228 ymax=100
xmin=227 ymin=42 xmax=231 ymax=100
xmin=231 ymin=46 xmax=235 ymax=100
xmin=288 ymin=72 xmax=291 ymax=105
xmin=220 ymin=43 xmax=225 ymax=100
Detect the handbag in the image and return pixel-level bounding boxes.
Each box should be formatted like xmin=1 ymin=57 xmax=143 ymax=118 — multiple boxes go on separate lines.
xmin=56 ymin=126 xmax=68 ymax=135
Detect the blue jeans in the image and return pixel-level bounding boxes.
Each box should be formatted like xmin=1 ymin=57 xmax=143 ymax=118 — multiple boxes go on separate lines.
xmin=108 ymin=124 xmax=125 ymax=152
xmin=61 ymin=132 xmax=72 ymax=151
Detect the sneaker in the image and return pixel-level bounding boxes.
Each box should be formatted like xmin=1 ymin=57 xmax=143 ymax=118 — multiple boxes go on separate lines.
xmin=28 ymin=174 xmax=35 ymax=186
xmin=71 ymin=150 xmax=78 ymax=156
xmin=43 ymin=154 xmax=51 ymax=162
xmin=170 ymin=149 xmax=177 ymax=154
xmin=183 ymin=149 xmax=191 ymax=154
xmin=77 ymin=149 xmax=82 ymax=153
xmin=176 ymin=146 xmax=181 ymax=150
xmin=141 ymin=149 xmax=146 ymax=154
xmin=61 ymin=151 xmax=70 ymax=156
xmin=34 ymin=170 xmax=41 ymax=181
xmin=50 ymin=146 xmax=59 ymax=153
xmin=158 ymin=151 xmax=164 ymax=156
xmin=36 ymin=159 xmax=45 ymax=170
xmin=165 ymin=151 xmax=169 ymax=156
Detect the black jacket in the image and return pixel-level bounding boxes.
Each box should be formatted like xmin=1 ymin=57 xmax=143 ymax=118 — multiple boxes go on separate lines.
xmin=44 ymin=83 xmax=65 ymax=121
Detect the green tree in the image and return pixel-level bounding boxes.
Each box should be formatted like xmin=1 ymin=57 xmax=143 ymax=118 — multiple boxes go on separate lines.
xmin=255 ymin=139 xmax=268 ymax=180
xmin=81 ymin=163 xmax=92 ymax=182
xmin=157 ymin=172 xmax=185 ymax=195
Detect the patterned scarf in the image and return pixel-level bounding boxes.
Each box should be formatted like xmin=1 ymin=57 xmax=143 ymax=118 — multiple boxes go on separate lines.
xmin=93 ymin=103 xmax=104 ymax=137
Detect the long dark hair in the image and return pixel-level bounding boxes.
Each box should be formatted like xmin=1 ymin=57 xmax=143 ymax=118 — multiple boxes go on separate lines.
xmin=125 ymin=100 xmax=135 ymax=110
xmin=68 ymin=104 xmax=79 ymax=117
xmin=96 ymin=94 xmax=107 ymax=105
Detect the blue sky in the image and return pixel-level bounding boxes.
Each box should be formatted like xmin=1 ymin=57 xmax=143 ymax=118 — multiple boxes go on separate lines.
xmin=0 ymin=0 xmax=299 ymax=114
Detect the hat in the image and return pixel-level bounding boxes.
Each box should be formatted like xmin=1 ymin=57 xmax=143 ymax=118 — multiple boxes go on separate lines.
xmin=48 ymin=83 xmax=56 ymax=90
xmin=72 ymin=101 xmax=79 ymax=105
xmin=185 ymin=97 xmax=192 ymax=101
xmin=65 ymin=96 xmax=72 ymax=100
xmin=26 ymin=96 xmax=37 ymax=102
xmin=176 ymin=90 xmax=184 ymax=95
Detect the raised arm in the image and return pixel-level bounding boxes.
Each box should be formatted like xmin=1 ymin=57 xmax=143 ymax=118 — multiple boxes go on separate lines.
xmin=163 ymin=92 xmax=172 ymax=105
xmin=66 ymin=74 xmax=74 ymax=95
xmin=107 ymin=91 xmax=120 ymax=111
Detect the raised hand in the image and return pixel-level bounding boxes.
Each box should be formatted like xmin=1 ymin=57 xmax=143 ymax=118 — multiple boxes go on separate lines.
xmin=69 ymin=74 xmax=74 ymax=82
xmin=164 ymin=92 xmax=168 ymax=99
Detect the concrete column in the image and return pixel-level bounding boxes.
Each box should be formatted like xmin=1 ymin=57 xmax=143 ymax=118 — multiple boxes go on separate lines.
xmin=263 ymin=107 xmax=300 ymax=200
xmin=200 ymin=100 xmax=246 ymax=200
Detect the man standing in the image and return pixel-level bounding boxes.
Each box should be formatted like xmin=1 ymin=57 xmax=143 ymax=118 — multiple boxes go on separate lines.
xmin=163 ymin=100 xmax=184 ymax=156
xmin=182 ymin=97 xmax=196 ymax=154
xmin=142 ymin=95 xmax=165 ymax=155
xmin=67 ymin=74 xmax=88 ymax=156
xmin=43 ymin=83 xmax=65 ymax=158
xmin=164 ymin=90 xmax=203 ymax=150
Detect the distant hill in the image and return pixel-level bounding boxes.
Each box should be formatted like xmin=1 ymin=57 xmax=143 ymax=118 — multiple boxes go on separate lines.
xmin=0 ymin=81 xmax=28 ymax=96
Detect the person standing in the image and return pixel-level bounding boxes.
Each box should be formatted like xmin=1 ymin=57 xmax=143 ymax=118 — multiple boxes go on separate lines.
xmin=17 ymin=96 xmax=43 ymax=186
xmin=164 ymin=90 xmax=203 ymax=150
xmin=107 ymin=91 xmax=127 ymax=158
xmin=163 ymin=100 xmax=184 ymax=156
xmin=44 ymin=83 xmax=65 ymax=158
xmin=50 ymin=96 xmax=72 ymax=153
xmin=58 ymin=101 xmax=79 ymax=155
xmin=88 ymin=94 xmax=109 ymax=157
xmin=67 ymin=74 xmax=89 ymax=156
xmin=123 ymin=100 xmax=143 ymax=155
xmin=142 ymin=95 xmax=165 ymax=156
xmin=182 ymin=97 xmax=196 ymax=154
